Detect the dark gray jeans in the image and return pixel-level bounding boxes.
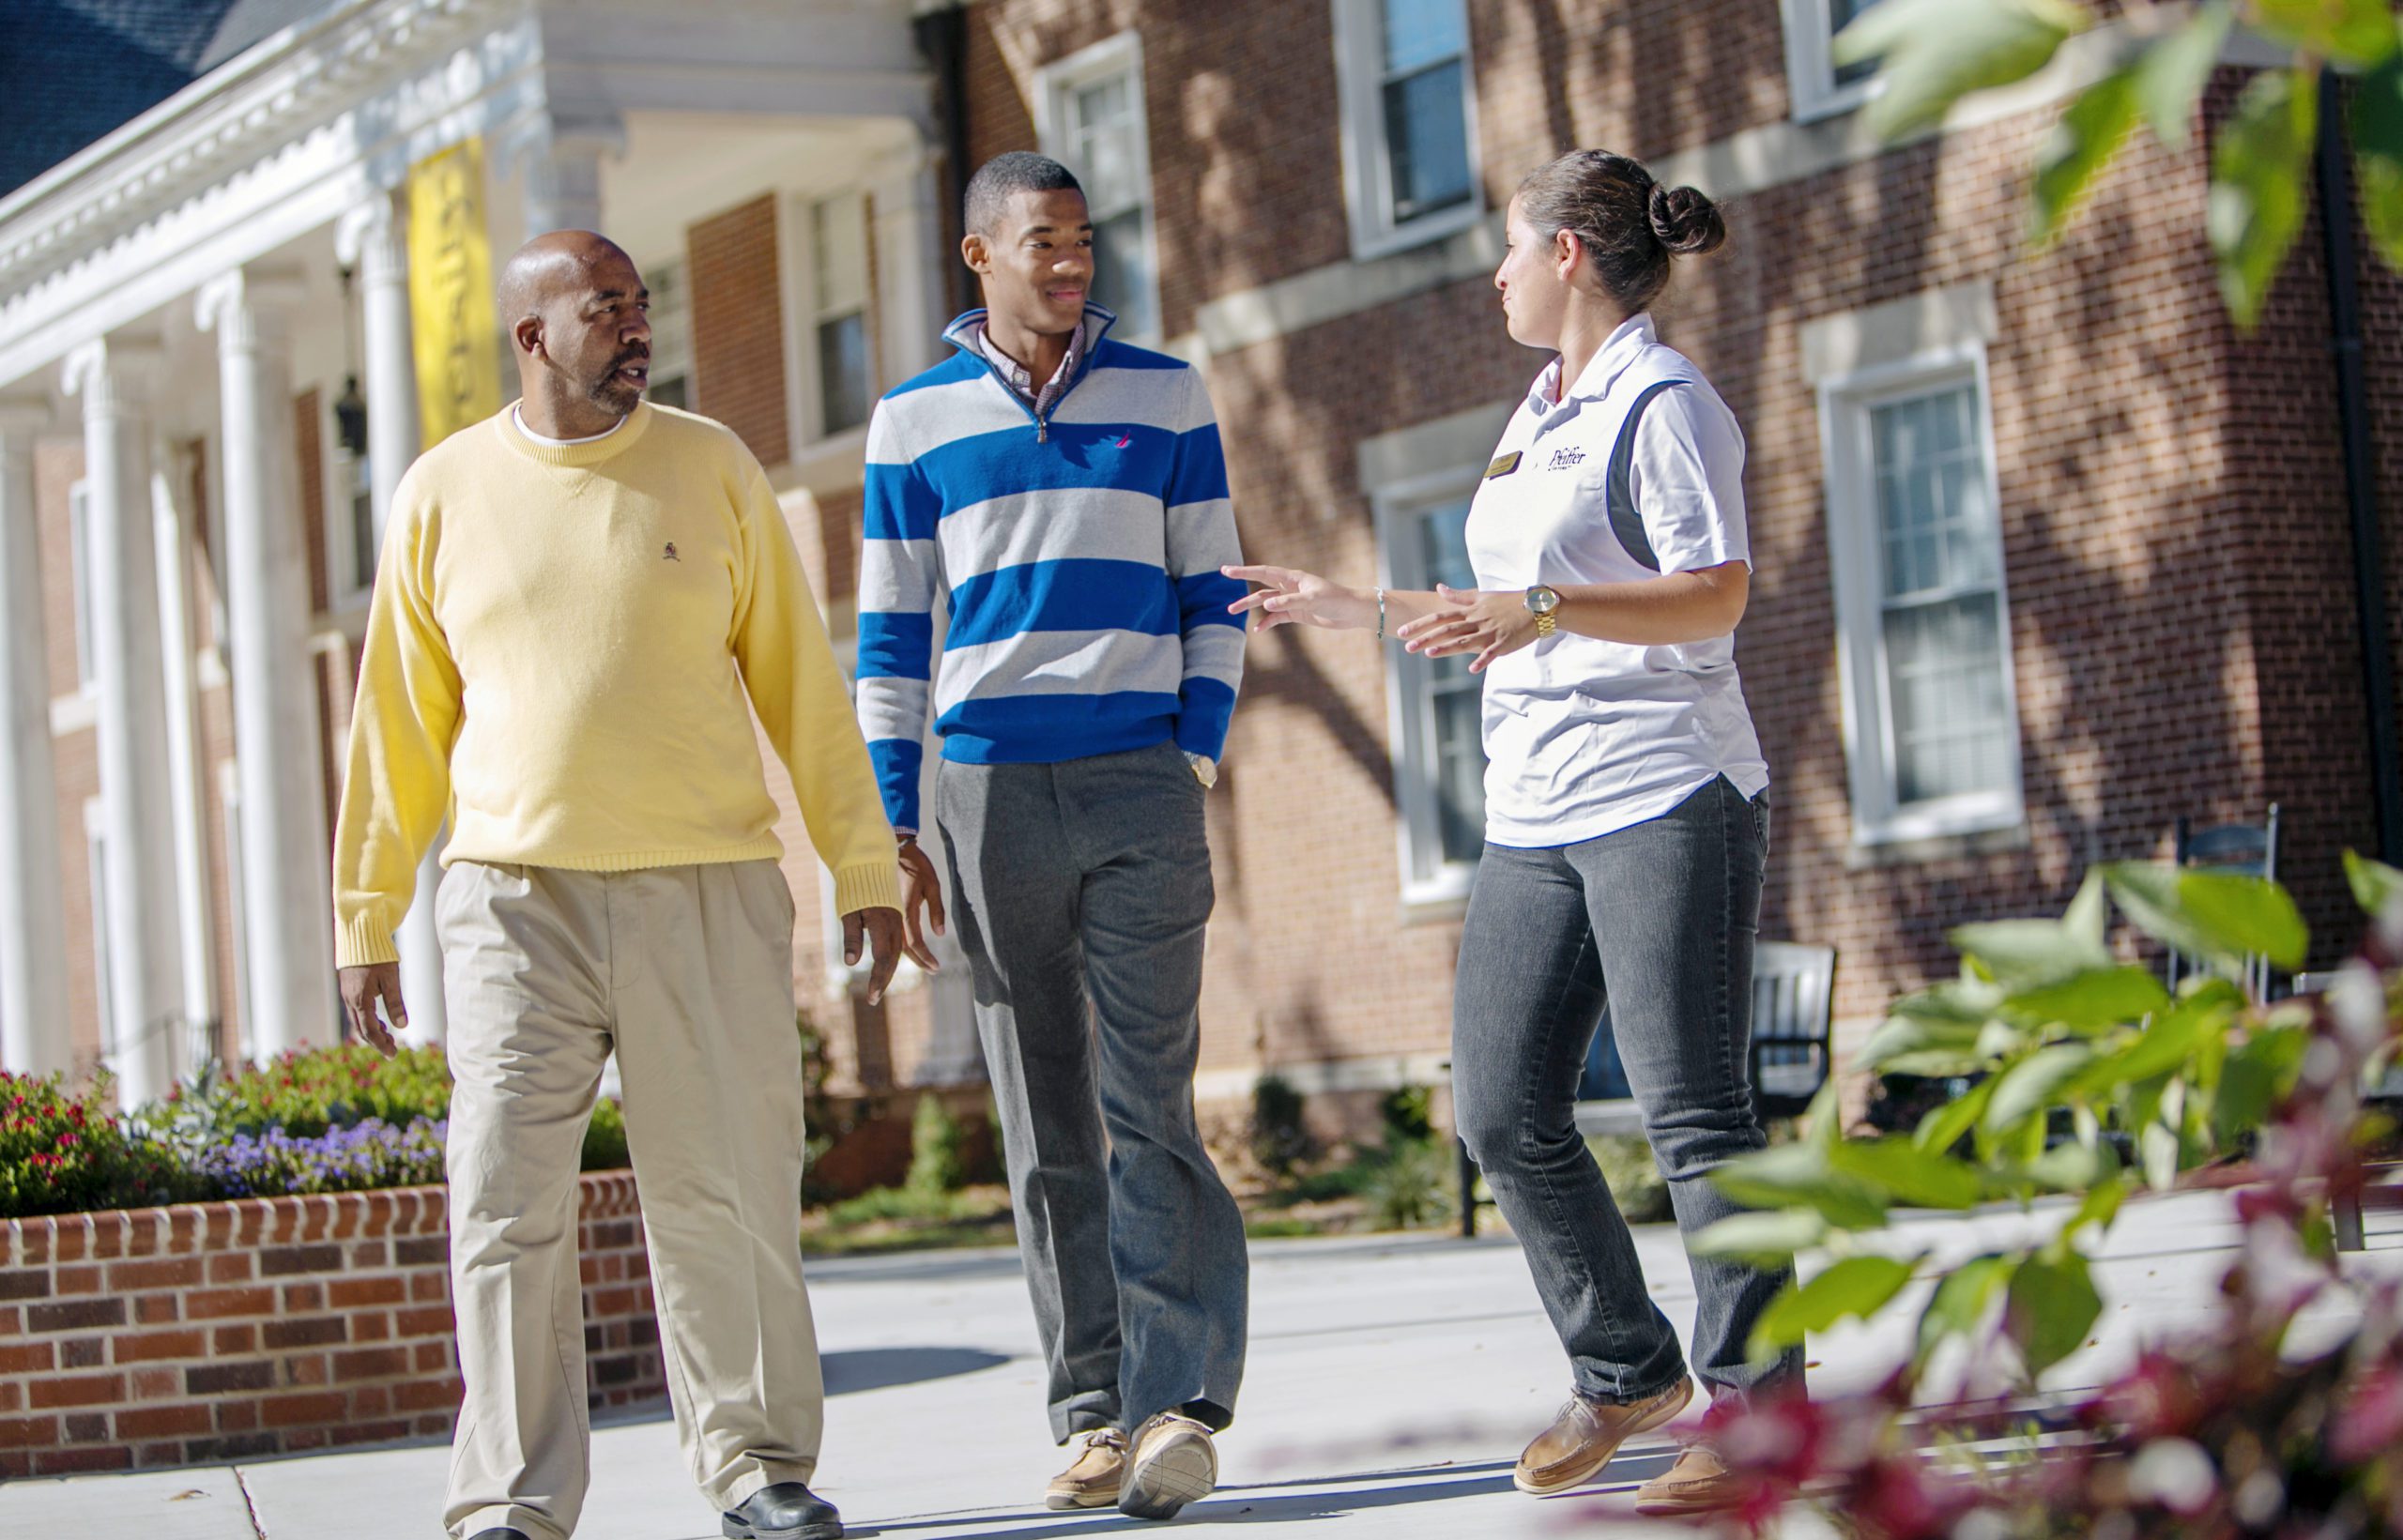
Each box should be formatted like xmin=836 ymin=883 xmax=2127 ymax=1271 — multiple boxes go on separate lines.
xmin=1453 ymin=774 xmax=1802 ymax=1405
xmin=936 ymin=740 xmax=1247 ymax=1443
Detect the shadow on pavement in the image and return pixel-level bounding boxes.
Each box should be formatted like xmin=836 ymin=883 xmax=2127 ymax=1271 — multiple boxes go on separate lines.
xmin=824 ymin=1347 xmax=1016 ymax=1395
xmin=842 ymin=1452 xmax=1678 ymax=1536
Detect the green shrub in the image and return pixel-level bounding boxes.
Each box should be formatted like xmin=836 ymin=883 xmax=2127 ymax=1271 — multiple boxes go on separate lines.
xmin=581 ymin=1096 xmax=630 ymax=1171
xmin=1380 ymin=1083 xmax=1434 ymax=1145
xmin=165 ymin=1044 xmax=452 ymax=1137
xmin=905 ymin=1092 xmax=967 ymax=1197
xmin=1363 ymin=1137 xmax=1454 ymax=1231
xmin=1250 ymin=1074 xmax=1311 ymax=1177
xmin=1 ymin=1074 xmax=201 ymax=1219
xmin=825 ymin=1183 xmax=974 ymax=1226
xmin=1585 ymin=1134 xmax=1671 ymax=1225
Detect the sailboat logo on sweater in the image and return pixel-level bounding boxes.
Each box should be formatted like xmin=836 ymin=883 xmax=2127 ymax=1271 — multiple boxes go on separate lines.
xmin=663 ymin=542 xmax=680 ymax=562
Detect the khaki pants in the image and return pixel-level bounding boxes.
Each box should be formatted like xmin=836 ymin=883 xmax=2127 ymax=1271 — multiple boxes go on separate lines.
xmin=437 ymin=860 xmax=822 ymax=1540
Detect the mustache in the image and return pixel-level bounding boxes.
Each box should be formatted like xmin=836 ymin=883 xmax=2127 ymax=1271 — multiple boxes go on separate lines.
xmin=609 ymin=346 xmax=650 ymax=371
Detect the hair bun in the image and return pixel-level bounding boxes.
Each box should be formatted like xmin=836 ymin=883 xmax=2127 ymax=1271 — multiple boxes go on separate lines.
xmin=1647 ymin=183 xmax=1725 ymax=256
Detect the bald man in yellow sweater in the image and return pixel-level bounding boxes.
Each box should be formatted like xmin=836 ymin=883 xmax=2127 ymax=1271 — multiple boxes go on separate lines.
xmin=332 ymin=232 xmax=911 ymax=1540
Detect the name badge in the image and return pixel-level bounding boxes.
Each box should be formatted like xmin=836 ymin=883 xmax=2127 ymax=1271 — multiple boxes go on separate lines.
xmin=1483 ymin=451 xmax=1522 ymax=479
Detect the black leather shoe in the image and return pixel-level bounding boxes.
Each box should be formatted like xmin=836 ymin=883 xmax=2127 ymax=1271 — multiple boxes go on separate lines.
xmin=722 ymin=1481 xmax=845 ymax=1540
xmin=465 ymin=1531 xmax=531 ymax=1540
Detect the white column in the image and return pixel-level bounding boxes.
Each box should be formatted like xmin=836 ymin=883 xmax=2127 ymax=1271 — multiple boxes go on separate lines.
xmin=151 ymin=449 xmax=215 ymax=1075
xmin=521 ymin=127 xmax=615 ymax=236
xmin=876 ymin=148 xmax=948 ymax=381
xmin=338 ymin=196 xmax=446 ymax=1044
xmin=0 ymin=396 xmax=71 ymax=1078
xmin=197 ymin=268 xmax=337 ymax=1058
xmin=61 ymin=339 xmax=181 ymax=1106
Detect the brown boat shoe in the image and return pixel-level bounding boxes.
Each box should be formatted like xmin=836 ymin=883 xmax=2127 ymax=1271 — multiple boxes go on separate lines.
xmin=1513 ymin=1377 xmax=1693 ymax=1496
xmin=1045 ymin=1427 xmax=1127 ymax=1510
xmin=1634 ymin=1441 xmax=1746 ymax=1516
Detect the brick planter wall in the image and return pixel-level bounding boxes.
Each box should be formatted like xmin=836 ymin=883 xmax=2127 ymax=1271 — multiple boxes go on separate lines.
xmin=0 ymin=1170 xmax=660 ymax=1477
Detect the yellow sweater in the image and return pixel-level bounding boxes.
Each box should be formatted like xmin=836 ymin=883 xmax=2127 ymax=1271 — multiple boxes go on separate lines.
xmin=332 ymin=402 xmax=899 ymax=968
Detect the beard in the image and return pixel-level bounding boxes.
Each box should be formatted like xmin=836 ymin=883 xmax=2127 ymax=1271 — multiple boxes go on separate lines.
xmin=588 ymin=348 xmax=648 ymax=414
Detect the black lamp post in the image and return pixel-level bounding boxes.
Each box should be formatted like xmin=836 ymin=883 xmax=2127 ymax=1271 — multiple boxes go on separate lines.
xmin=334 ymin=374 xmax=369 ymax=460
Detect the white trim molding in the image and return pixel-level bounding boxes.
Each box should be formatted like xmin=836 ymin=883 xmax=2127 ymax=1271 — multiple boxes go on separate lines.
xmin=1330 ymin=0 xmax=1486 ymax=263
xmin=1781 ymin=0 xmax=1885 ymax=124
xmin=1033 ymin=30 xmax=1164 ymax=344
xmin=1810 ymin=284 xmax=2025 ymax=852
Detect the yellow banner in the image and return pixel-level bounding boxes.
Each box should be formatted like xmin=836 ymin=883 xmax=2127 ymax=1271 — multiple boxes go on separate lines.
xmin=406 ymin=138 xmax=500 ymax=450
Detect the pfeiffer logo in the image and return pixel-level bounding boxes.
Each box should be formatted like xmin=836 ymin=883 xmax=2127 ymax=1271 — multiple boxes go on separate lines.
xmin=1546 ymin=447 xmax=1586 ymax=471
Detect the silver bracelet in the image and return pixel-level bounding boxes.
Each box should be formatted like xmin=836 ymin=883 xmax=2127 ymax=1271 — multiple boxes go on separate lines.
xmin=1375 ymin=587 xmax=1387 ymax=640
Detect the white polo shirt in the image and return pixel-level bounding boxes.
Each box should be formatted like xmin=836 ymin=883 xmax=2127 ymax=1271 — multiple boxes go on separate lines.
xmin=1465 ymin=313 xmax=1768 ymax=848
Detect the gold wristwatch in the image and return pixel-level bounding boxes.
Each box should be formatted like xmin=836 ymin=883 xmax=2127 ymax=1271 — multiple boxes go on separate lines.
xmin=1524 ymin=584 xmax=1562 ymax=638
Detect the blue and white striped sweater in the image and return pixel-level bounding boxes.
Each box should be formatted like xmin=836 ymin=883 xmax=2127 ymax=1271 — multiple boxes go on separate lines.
xmin=854 ymin=307 xmax=1247 ymax=831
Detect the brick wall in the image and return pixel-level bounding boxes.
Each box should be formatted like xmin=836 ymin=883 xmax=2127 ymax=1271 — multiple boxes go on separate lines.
xmin=0 ymin=1173 xmax=661 ymax=1476
xmin=689 ymin=194 xmax=792 ymax=467
xmin=952 ymin=0 xmax=2395 ymax=1096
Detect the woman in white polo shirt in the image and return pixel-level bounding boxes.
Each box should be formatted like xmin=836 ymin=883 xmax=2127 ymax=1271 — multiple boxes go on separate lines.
xmin=1226 ymin=149 xmax=1794 ymax=1516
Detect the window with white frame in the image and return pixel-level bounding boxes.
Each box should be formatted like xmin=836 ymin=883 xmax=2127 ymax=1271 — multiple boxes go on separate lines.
xmin=1822 ymin=353 xmax=2023 ymax=844
xmin=68 ymin=480 xmax=96 ymax=693
xmin=1036 ymin=33 xmax=1161 ymax=343
xmin=810 ymin=194 xmax=872 ymax=437
xmin=646 ymin=258 xmax=693 ymax=411
xmin=1380 ymin=477 xmax=1488 ymax=900
xmin=1333 ymin=0 xmax=1481 ymax=259
xmin=1782 ymin=0 xmax=1890 ymax=122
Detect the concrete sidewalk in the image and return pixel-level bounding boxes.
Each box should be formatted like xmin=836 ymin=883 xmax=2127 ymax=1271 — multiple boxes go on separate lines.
xmin=4 ymin=1192 xmax=2396 ymax=1539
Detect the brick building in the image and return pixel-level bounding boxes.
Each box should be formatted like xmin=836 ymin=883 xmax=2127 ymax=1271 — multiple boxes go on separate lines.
xmin=1 ymin=0 xmax=2394 ymax=1127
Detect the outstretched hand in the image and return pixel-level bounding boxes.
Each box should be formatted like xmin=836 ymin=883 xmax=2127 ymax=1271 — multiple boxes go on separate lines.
xmin=1222 ymin=564 xmax=1378 ymax=633
xmin=1395 ymin=584 xmax=1540 ymax=673
xmin=337 ymin=963 xmax=406 ymax=1058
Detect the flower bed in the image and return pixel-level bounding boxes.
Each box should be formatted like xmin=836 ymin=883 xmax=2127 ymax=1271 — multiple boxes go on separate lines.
xmin=0 ymin=1172 xmax=663 ymax=1476
xmin=0 ymin=1046 xmax=653 ymax=1474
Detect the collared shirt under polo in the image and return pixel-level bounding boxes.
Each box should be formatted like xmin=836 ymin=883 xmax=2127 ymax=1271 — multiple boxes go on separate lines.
xmin=1465 ymin=312 xmax=1769 ymax=849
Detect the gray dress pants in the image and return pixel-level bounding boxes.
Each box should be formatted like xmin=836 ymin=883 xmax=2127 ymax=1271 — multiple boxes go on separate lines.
xmin=936 ymin=740 xmax=1248 ymax=1442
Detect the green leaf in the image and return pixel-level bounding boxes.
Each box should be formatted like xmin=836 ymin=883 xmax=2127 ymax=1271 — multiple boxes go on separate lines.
xmin=2359 ymin=53 xmax=2403 ymax=272
xmin=1860 ymin=1008 xmax=1986 ymax=1073
xmin=1752 ymin=1255 xmax=1921 ymax=1357
xmin=2346 ymin=848 xmax=2403 ymax=919
xmin=1835 ymin=0 xmax=2089 ymax=142
xmin=2181 ymin=872 xmax=2309 ymax=972
xmin=2135 ymin=2 xmax=2237 ymax=149
xmin=2250 ymin=0 xmax=2400 ymax=68
xmin=1952 ymin=918 xmax=2115 ymax=991
xmin=2071 ymin=994 xmax=2226 ymax=1097
xmin=2208 ymin=68 xmax=2318 ymax=329
xmin=2102 ymin=862 xmax=2309 ymax=974
xmin=2063 ymin=871 xmax=2108 ymax=952
xmin=2141 ymin=1119 xmax=2182 ymax=1191
xmin=2066 ymin=1175 xmax=2127 ymax=1237
xmin=2005 ymin=1248 xmax=2102 ymax=1379
xmin=1916 ymin=1253 xmax=2015 ymax=1360
xmin=1830 ymin=1136 xmax=1985 ymax=1210
xmin=1690 ymin=1209 xmax=1829 ymax=1266
xmin=1709 ymin=1142 xmax=1892 ymax=1230
xmin=1984 ymin=1043 xmax=2097 ymax=1136
xmin=2022 ymin=1136 xmax=2117 ymax=1193
xmin=2004 ymin=966 xmax=2174 ymax=1034
xmin=2032 ymin=67 xmax=2140 ymax=248
xmin=2212 ymin=1026 xmax=2306 ymax=1143
xmin=1916 ymin=1075 xmax=1996 ymax=1154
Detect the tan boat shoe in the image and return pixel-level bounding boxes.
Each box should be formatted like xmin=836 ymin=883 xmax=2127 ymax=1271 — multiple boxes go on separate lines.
xmin=1045 ymin=1427 xmax=1127 ymax=1510
xmin=1634 ymin=1441 xmax=1745 ymax=1516
xmin=1513 ymin=1377 xmax=1693 ymax=1497
xmin=1119 ymin=1410 xmax=1218 ymax=1519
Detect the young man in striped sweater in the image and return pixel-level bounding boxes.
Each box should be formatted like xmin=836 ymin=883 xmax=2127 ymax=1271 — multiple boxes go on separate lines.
xmin=854 ymin=153 xmax=1249 ymax=1521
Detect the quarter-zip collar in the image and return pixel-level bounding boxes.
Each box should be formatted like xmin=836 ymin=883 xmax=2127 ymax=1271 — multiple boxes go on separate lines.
xmin=942 ymin=303 xmax=1118 ymax=443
